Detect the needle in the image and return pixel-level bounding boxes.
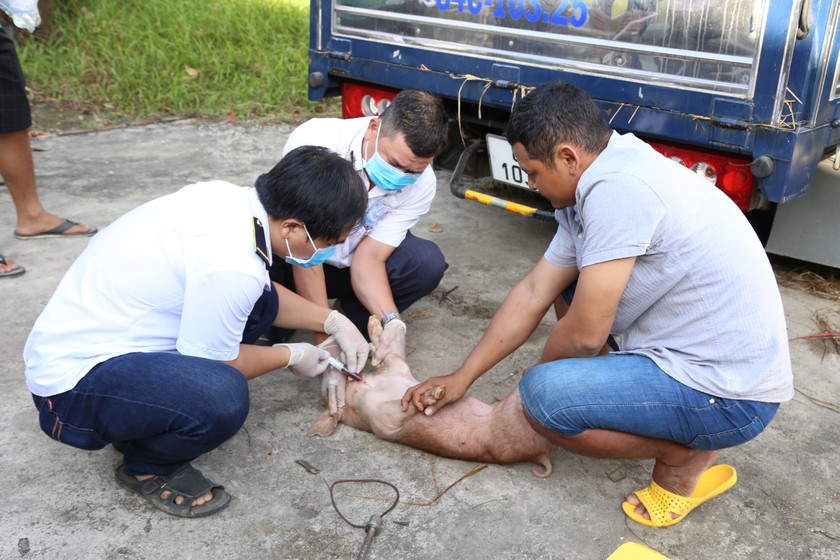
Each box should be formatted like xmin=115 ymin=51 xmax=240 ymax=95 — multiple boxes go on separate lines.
xmin=327 ymin=356 xmax=370 ymax=385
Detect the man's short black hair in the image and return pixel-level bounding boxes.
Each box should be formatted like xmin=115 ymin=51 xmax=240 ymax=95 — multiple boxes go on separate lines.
xmin=507 ymin=82 xmax=612 ymax=168
xmin=255 ymin=146 xmax=367 ymax=243
xmin=379 ymin=90 xmax=448 ymax=159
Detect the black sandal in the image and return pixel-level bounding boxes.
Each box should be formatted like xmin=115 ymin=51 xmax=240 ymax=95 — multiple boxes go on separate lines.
xmin=115 ymin=463 xmax=231 ymax=518
xmin=0 ymin=254 xmax=25 ymax=278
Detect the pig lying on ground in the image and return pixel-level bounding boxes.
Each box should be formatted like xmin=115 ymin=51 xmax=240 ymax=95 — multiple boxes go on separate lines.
xmin=309 ymin=317 xmax=556 ymax=477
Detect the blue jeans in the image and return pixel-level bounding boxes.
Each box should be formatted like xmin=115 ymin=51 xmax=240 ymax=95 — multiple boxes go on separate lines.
xmin=520 ymin=354 xmax=779 ymax=450
xmin=32 ymin=352 xmax=250 ymax=476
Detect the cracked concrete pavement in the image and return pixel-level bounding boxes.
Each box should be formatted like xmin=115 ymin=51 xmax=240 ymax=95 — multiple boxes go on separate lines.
xmin=1 ymin=122 xmax=838 ymax=559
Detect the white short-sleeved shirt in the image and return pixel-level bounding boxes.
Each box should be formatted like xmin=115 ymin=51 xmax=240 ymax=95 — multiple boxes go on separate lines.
xmin=24 ymin=181 xmax=273 ymax=397
xmin=283 ymin=117 xmax=437 ymax=268
xmin=544 ymin=132 xmax=793 ymax=403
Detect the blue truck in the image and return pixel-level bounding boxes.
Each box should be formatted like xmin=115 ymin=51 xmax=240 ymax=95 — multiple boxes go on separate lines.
xmin=306 ymin=0 xmax=840 ymax=267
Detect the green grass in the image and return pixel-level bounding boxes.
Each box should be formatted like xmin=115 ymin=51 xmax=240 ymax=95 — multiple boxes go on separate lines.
xmin=16 ymin=0 xmax=336 ymax=124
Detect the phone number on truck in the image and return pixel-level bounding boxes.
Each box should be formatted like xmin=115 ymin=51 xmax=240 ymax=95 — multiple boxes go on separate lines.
xmin=437 ymin=0 xmax=588 ymax=27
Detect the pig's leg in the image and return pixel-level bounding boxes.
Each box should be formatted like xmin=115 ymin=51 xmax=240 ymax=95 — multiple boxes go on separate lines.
xmin=484 ymin=388 xmax=555 ymax=477
xmin=397 ymin=387 xmax=555 ymax=477
xmin=420 ymin=386 xmax=445 ymax=407
xmin=368 ymin=314 xmax=406 ymax=364
xmin=368 ymin=315 xmax=382 ymax=349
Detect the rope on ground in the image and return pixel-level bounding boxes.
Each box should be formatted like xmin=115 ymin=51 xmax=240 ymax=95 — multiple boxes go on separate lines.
xmin=327 ymin=479 xmax=400 ymax=528
xmin=794 ymin=387 xmax=840 ymax=414
xmin=337 ymin=464 xmax=488 ymax=508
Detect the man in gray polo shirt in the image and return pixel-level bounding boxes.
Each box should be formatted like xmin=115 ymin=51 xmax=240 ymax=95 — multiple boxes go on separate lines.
xmin=403 ymin=82 xmax=793 ymax=528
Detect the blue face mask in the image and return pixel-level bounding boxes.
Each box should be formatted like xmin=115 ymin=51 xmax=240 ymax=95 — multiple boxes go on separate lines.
xmin=284 ymin=223 xmax=336 ymax=268
xmin=363 ymin=125 xmax=421 ymax=191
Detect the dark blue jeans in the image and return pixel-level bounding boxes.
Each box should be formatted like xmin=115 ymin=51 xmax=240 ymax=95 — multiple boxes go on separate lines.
xmin=33 ymin=352 xmax=250 ymax=477
xmin=270 ymin=231 xmax=448 ymax=335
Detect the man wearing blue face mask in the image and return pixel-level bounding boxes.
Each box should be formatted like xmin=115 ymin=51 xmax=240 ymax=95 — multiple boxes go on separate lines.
xmin=23 ymin=146 xmax=370 ymax=518
xmin=271 ymin=89 xmax=450 ymax=367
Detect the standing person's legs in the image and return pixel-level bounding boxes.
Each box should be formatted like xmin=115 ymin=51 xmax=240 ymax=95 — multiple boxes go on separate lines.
xmin=519 ymin=354 xmax=779 ymax=525
xmin=32 ymin=352 xmax=249 ymax=516
xmin=0 ymin=126 xmax=97 ymax=238
xmin=0 ymin=26 xmax=29 ymax=277
xmin=0 ymin=26 xmax=95 ymax=239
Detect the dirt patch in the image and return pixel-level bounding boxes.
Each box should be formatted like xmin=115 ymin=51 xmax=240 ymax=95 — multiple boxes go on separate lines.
xmin=28 ymin=99 xmax=339 ymax=136
xmin=28 ymin=100 xmax=213 ymax=135
xmin=29 ymin=100 xmax=112 ymax=133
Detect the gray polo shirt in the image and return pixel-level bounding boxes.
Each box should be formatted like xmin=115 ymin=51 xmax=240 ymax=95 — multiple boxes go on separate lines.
xmin=545 ymin=132 xmax=793 ymax=403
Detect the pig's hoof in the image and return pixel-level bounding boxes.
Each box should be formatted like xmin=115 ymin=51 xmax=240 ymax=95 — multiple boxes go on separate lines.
xmin=420 ymin=386 xmax=446 ymax=407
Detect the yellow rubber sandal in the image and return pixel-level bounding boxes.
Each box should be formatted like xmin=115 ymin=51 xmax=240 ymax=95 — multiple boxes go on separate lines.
xmin=622 ymin=464 xmax=737 ymax=527
xmin=607 ymin=542 xmax=671 ymax=559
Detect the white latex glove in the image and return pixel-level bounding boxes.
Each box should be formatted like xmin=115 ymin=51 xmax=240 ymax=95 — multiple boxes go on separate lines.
xmin=317 ymin=336 xmax=347 ymax=416
xmin=371 ymin=319 xmax=406 ymax=366
xmin=320 ymin=367 xmax=346 ymax=415
xmin=323 ymin=310 xmax=369 ymax=373
xmin=275 ymin=343 xmax=330 ymax=378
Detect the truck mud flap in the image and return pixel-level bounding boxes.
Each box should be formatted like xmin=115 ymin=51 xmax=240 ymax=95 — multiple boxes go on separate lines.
xmin=449 ymin=141 xmax=555 ymax=222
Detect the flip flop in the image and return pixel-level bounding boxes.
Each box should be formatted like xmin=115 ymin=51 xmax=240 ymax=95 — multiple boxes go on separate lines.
xmin=607 ymin=542 xmax=671 ymax=559
xmin=0 ymin=254 xmax=26 ymax=278
xmin=622 ymin=464 xmax=737 ymax=527
xmin=14 ymin=219 xmax=98 ymax=240
xmin=115 ymin=463 xmax=231 ymax=518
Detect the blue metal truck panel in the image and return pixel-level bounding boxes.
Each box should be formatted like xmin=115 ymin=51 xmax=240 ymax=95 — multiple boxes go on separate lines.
xmin=308 ymin=0 xmax=840 ymax=205
xmin=308 ymin=0 xmax=840 ymax=266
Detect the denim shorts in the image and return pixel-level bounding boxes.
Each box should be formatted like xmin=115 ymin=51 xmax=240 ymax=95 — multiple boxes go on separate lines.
xmin=519 ymin=353 xmax=779 ymax=450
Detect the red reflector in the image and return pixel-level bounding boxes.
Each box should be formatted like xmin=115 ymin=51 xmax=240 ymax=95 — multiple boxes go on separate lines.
xmin=341 ymin=81 xmax=399 ymax=119
xmin=720 ymin=168 xmax=754 ymax=210
xmin=648 ymin=142 xmax=756 ymax=211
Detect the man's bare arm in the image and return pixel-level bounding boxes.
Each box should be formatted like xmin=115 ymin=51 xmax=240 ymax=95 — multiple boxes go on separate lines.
xmin=350 ymin=236 xmax=399 ymax=318
xmin=540 ymin=256 xmax=636 ymax=363
xmin=403 ymin=258 xmax=579 ymax=413
xmin=291 ymin=265 xmax=330 ymax=344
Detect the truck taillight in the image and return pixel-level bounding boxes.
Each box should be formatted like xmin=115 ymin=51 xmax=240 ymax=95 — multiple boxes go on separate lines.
xmin=341 ymin=82 xmax=398 ymax=119
xmin=649 ymin=142 xmax=756 ymax=211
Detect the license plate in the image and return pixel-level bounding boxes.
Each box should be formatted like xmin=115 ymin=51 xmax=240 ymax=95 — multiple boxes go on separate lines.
xmin=486 ymin=134 xmax=529 ymax=190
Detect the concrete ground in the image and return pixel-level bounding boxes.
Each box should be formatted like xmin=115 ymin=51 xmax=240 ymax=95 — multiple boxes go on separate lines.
xmin=1 ymin=122 xmax=838 ymax=560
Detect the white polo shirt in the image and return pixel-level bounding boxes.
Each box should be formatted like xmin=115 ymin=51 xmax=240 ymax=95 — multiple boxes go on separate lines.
xmin=283 ymin=117 xmax=437 ymax=268
xmin=24 ymin=181 xmax=273 ymax=397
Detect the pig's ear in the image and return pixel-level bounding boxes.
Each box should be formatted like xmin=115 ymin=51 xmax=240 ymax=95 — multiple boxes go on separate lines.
xmin=308 ymin=411 xmax=340 ymax=437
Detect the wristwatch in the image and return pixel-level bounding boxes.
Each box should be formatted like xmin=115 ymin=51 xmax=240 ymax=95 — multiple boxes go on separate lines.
xmin=381 ymin=312 xmax=402 ymax=327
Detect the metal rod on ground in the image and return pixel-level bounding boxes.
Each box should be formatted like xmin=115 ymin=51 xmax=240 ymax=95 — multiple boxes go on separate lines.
xmin=355 ymin=515 xmax=383 ymax=560
xmin=328 ymin=479 xmax=398 ymax=559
